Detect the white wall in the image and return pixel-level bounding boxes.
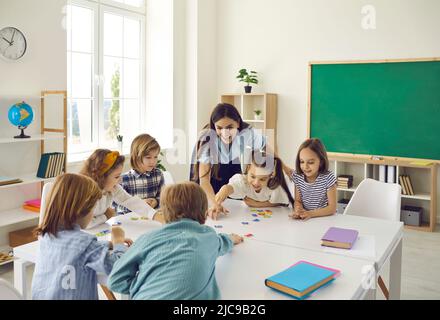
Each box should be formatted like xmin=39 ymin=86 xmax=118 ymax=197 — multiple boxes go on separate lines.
xmin=0 ymin=0 xmax=67 ymax=244
xmin=214 ymin=0 xmax=440 ymax=221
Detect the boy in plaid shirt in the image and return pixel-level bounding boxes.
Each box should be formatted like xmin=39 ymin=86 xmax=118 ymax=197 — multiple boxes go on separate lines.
xmin=116 ymin=134 xmax=165 ymax=214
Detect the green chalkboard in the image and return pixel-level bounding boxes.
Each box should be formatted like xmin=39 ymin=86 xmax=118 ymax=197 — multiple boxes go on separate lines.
xmin=309 ymin=60 xmax=440 ymax=160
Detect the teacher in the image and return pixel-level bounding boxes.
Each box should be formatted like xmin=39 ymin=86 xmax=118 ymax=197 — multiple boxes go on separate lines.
xmin=190 ymin=103 xmax=267 ymax=217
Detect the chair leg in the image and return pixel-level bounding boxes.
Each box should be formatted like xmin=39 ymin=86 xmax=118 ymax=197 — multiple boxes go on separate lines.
xmin=378 ymin=276 xmax=389 ymax=300
xmin=100 ymin=285 xmax=117 ymax=300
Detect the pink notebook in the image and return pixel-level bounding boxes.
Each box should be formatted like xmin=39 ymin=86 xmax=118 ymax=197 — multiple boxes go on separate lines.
xmin=24 ymin=198 xmax=41 ymax=207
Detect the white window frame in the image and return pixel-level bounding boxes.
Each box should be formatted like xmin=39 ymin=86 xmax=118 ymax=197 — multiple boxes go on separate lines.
xmin=68 ymin=0 xmax=146 ymax=162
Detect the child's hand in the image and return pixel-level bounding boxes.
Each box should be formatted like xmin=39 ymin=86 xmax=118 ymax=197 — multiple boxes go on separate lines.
xmin=229 ymin=233 xmax=244 ymax=245
xmin=153 ymin=210 xmax=166 ymax=224
xmin=124 ymin=238 xmax=134 ymax=247
xmin=298 ymin=211 xmax=314 ymax=221
xmin=104 ymin=208 xmax=116 ymax=220
xmin=111 ymin=226 xmax=125 ymax=245
xmin=243 ymin=197 xmax=261 ymax=207
xmin=289 ymin=207 xmax=304 ymax=219
xmin=145 ymin=198 xmax=158 ymax=208
xmin=214 ymin=190 xmax=228 ymax=204
xmin=208 ymin=203 xmax=229 ymax=220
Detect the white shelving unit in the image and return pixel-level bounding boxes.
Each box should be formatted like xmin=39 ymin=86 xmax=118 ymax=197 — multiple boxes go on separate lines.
xmin=331 ymin=154 xmax=437 ymax=232
xmin=0 ymin=91 xmax=67 ymax=265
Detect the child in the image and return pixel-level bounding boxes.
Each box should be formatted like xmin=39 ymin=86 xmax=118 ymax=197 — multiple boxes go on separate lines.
xmin=289 ymin=138 xmax=337 ymax=220
xmin=107 ymin=182 xmax=243 ymax=300
xmin=32 ymin=173 xmax=132 ymax=300
xmin=214 ymin=151 xmax=294 ymax=217
xmin=116 ymin=133 xmax=164 ymax=214
xmin=79 ymin=149 xmax=163 ymax=228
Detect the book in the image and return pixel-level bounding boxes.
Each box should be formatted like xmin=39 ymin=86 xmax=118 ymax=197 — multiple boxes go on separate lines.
xmin=265 ymin=261 xmax=339 ymax=299
xmin=37 ymin=153 xmax=50 ymax=178
xmin=0 ymin=176 xmax=23 ymax=186
xmin=387 ymin=165 xmax=396 ymax=183
xmin=22 ymin=204 xmax=40 ymax=213
xmin=24 ymin=198 xmax=41 ymax=208
xmin=409 ymin=160 xmax=433 ymax=166
xmin=379 ymin=165 xmax=387 ymax=182
xmin=399 ymin=175 xmax=407 ymax=195
xmin=321 ymin=227 xmax=359 ymax=249
xmin=405 ymin=175 xmax=415 ymax=196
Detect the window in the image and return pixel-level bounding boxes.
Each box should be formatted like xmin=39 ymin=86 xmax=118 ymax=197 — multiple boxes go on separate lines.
xmin=67 ymin=0 xmax=145 ymax=161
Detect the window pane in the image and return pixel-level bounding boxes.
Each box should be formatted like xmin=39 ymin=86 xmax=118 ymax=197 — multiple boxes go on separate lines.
xmin=68 ymin=99 xmax=93 ymax=146
xmin=120 ymin=99 xmax=140 ymax=144
xmin=71 ymin=53 xmax=92 ymax=98
xmin=71 ymin=6 xmax=92 ymax=53
xmin=104 ymin=57 xmax=122 ymax=99
xmin=103 ymin=99 xmax=120 ymax=143
xmin=123 ymin=59 xmax=139 ymax=99
xmin=125 ymin=0 xmax=144 ymax=7
xmin=67 ymin=52 xmax=71 ymax=96
xmin=104 ymin=13 xmax=123 ymax=56
xmin=66 ymin=5 xmax=72 ymax=51
xmin=124 ymin=17 xmax=140 ymax=59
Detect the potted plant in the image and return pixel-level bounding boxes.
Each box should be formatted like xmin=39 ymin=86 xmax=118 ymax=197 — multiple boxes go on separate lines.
xmin=116 ymin=135 xmax=123 ymax=153
xmin=236 ymin=69 xmax=258 ymax=93
xmin=156 ymin=151 xmax=167 ymax=171
xmin=254 ymin=109 xmax=263 ymax=120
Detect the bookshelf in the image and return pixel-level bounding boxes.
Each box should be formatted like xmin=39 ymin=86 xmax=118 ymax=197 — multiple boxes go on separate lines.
xmin=0 ymin=91 xmax=67 ymax=264
xmin=220 ymin=93 xmax=278 ymax=151
xmin=330 ymin=154 xmax=437 ymax=232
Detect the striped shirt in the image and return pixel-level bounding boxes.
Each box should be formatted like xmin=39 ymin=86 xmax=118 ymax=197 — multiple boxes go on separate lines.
xmin=292 ymin=171 xmax=337 ymax=211
xmin=116 ymin=168 xmax=164 ymax=214
xmin=32 ymin=224 xmax=127 ymax=300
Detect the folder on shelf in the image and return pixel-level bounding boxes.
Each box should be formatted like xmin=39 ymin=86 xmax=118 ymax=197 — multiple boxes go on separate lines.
xmin=22 ymin=204 xmax=40 ymax=213
xmin=265 ymin=260 xmax=340 ymax=299
xmin=399 ymin=175 xmax=407 ymax=195
xmin=387 ymin=166 xmax=396 ymax=184
xmin=405 ymin=175 xmax=415 ymax=196
xmin=321 ymin=227 xmax=359 ymax=249
xmin=379 ymin=165 xmax=387 ymax=182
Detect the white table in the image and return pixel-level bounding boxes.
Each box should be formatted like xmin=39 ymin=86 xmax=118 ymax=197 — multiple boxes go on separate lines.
xmin=206 ymin=199 xmax=403 ymax=299
xmin=13 ymin=200 xmax=402 ymax=300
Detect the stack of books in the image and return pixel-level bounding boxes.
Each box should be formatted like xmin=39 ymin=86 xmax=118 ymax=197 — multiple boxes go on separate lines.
xmin=321 ymin=227 xmax=359 ymax=249
xmin=22 ymin=198 xmax=41 ymax=213
xmin=399 ymin=175 xmax=415 ymax=196
xmin=36 ymin=152 xmax=65 ymax=178
xmin=337 ymin=175 xmax=353 ymax=189
xmin=265 ymin=260 xmax=340 ymax=299
xmin=0 ymin=176 xmax=23 ymax=186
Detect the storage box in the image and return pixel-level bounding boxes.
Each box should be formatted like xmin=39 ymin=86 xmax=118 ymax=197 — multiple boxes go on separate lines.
xmin=337 ymin=199 xmax=350 ymax=214
xmin=9 ymin=226 xmax=38 ymax=247
xmin=400 ymin=206 xmax=423 ymax=226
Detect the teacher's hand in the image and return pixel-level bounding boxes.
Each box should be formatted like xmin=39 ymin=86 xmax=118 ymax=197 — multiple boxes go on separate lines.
xmin=208 ymin=203 xmax=229 ymax=220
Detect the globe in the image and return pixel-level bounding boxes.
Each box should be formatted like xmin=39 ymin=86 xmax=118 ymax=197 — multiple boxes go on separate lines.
xmin=8 ymin=102 xmax=34 ymax=138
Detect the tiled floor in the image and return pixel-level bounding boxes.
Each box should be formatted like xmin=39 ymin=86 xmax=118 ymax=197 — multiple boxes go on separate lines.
xmin=1 ymin=227 xmax=439 ymax=300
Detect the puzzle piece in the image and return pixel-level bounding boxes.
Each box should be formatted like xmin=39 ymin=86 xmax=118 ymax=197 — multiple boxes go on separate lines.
xmin=140 ymin=216 xmax=148 ymax=220
xmin=111 ymin=221 xmax=122 ymax=225
xmin=130 ymin=217 xmax=139 ymax=221
xmin=214 ymin=225 xmax=223 ymax=228
xmin=253 ymin=218 xmax=260 ymax=222
xmin=244 ymin=233 xmax=253 ymax=238
xmin=241 ymin=221 xmax=249 ymax=225
xmin=251 ymin=213 xmax=258 ymax=217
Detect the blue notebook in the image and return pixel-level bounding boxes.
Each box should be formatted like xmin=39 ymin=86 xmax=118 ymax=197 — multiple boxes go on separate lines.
xmin=265 ymin=261 xmax=340 ymax=299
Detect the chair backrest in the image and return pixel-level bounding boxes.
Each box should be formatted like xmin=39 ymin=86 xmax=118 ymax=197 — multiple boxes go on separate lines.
xmin=162 ymin=170 xmax=175 ymax=186
xmin=39 ymin=182 xmax=54 ymax=225
xmin=0 ymin=279 xmax=23 ymax=300
xmin=344 ymin=178 xmax=401 ymax=221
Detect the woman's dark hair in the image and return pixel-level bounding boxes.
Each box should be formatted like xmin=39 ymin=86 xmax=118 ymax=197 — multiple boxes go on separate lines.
xmin=295 ymin=138 xmax=329 ymax=175
xmin=244 ymin=150 xmax=295 ymax=206
xmin=191 ymin=103 xmax=250 ymax=182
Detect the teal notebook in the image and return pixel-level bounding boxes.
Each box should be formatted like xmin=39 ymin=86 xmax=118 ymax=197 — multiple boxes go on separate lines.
xmin=265 ymin=261 xmax=340 ymax=299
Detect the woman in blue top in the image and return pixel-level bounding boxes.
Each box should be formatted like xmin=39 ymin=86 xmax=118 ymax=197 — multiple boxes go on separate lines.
xmin=190 ymin=103 xmax=267 ymax=219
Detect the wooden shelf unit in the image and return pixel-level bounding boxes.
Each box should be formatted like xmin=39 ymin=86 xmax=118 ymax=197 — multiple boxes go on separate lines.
xmin=330 ymin=154 xmax=438 ymax=232
xmin=0 ymin=91 xmax=67 ymax=263
xmin=220 ymin=93 xmax=278 ymax=151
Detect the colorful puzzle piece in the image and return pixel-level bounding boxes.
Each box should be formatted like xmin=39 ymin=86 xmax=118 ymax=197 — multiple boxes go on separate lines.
xmin=96 ymin=229 xmax=110 ymax=237
xmin=130 ymin=217 xmax=139 ymax=221
xmin=241 ymin=221 xmax=249 ymax=225
xmin=251 ymin=213 xmax=258 ymax=217
xmin=140 ymin=216 xmax=148 ymax=220
xmin=252 ymin=218 xmax=260 ymax=222
xmin=214 ymin=225 xmax=223 ymax=228
xmin=244 ymin=233 xmax=253 ymax=237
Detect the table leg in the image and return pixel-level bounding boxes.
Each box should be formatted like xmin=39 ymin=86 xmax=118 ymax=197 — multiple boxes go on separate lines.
xmin=14 ymin=259 xmax=33 ymax=300
xmin=388 ymin=238 xmax=402 ymax=300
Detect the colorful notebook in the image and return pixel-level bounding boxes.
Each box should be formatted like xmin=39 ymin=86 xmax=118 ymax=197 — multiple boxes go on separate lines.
xmin=321 ymin=227 xmax=359 ymax=249
xmin=265 ymin=261 xmax=340 ymax=299
xmin=24 ymin=198 xmax=41 ymax=208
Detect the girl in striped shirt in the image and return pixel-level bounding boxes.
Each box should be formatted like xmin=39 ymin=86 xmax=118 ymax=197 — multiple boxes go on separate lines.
xmin=289 ymin=138 xmax=337 ymax=220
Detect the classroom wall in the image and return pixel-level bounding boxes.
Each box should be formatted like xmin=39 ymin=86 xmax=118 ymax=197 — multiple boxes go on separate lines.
xmin=0 ymin=0 xmax=67 ymax=244
xmin=213 ymin=0 xmax=440 ymax=221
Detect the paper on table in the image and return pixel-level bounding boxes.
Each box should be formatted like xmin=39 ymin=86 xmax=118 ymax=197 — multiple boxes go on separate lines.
xmin=106 ymin=212 xmax=162 ymax=241
xmin=119 ymin=196 xmax=157 ymax=219
xmin=322 ymin=235 xmax=376 ymax=259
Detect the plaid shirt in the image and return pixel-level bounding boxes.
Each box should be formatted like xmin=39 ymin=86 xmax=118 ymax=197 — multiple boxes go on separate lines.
xmin=115 ymin=168 xmax=164 ymax=214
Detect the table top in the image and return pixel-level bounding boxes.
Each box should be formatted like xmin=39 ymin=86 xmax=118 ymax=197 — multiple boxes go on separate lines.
xmin=13 ymin=199 xmax=404 ymax=300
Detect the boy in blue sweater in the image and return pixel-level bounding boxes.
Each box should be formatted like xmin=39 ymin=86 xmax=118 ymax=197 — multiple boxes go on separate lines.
xmin=108 ymin=182 xmax=243 ymax=299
